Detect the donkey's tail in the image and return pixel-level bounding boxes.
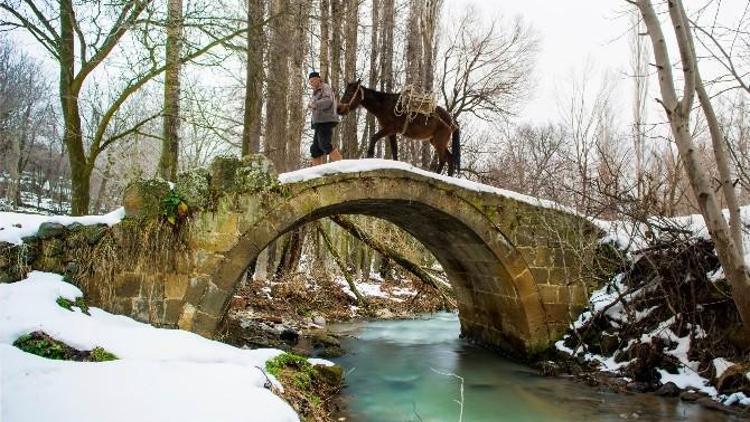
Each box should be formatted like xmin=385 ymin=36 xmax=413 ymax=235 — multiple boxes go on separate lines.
xmin=451 ymin=125 xmax=461 ymax=174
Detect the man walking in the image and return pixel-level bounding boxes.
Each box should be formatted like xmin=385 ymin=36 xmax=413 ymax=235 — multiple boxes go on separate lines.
xmin=308 ymin=71 xmax=342 ymax=165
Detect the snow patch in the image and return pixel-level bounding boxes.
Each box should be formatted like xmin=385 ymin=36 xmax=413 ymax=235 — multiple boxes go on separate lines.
xmin=0 ymin=208 xmax=124 ymax=245
xmin=713 ymin=358 xmax=735 ymax=379
xmin=0 ymin=271 xmax=298 ymax=422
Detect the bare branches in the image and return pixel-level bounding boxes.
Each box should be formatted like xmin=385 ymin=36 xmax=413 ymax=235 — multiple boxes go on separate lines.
xmin=438 ymin=10 xmax=538 ymax=122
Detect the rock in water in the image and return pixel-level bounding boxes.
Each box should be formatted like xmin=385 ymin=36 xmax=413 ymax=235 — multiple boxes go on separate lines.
xmin=655 ymin=382 xmax=680 ymax=397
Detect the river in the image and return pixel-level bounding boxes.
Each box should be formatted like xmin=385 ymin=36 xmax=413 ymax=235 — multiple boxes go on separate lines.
xmin=329 ymin=312 xmax=737 ymax=421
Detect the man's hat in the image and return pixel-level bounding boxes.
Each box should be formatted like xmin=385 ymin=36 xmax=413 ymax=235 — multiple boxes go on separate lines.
xmin=308 ymin=71 xmax=321 ymax=79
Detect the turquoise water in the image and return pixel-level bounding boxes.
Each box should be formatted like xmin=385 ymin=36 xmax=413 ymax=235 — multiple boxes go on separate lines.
xmin=330 ymin=312 xmax=733 ymax=422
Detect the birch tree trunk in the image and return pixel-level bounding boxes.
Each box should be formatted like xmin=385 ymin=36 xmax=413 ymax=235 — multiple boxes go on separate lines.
xmin=158 ymin=0 xmax=184 ymax=181
xmin=242 ymin=0 xmax=265 ymax=156
xmin=634 ymin=0 xmax=750 ymax=326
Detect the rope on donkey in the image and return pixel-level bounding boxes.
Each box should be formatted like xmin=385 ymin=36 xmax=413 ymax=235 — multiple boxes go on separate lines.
xmin=394 ymin=85 xmax=437 ymax=134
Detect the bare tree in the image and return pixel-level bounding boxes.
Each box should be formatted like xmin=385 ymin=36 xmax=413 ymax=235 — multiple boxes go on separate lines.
xmin=0 ymin=39 xmax=54 ymax=207
xmin=1 ymin=0 xmax=248 ymax=214
xmin=631 ymin=0 xmax=750 ymax=326
xmin=438 ymin=10 xmax=538 ymax=122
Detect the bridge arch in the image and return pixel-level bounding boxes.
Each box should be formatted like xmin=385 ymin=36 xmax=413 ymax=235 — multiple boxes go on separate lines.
xmin=184 ymin=170 xmax=560 ymax=355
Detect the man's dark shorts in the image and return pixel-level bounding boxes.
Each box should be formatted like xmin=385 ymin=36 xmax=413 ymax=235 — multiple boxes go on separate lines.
xmin=311 ymin=122 xmax=337 ymax=158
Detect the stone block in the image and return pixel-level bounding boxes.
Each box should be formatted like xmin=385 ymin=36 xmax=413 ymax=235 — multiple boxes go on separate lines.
xmin=164 ymin=299 xmax=184 ymax=325
xmin=177 ymin=303 xmax=197 ymax=330
xmin=123 ymin=179 xmax=171 ymax=220
xmin=538 ymin=284 xmax=559 ymax=304
xmin=37 ymin=222 xmax=66 ymax=239
xmin=199 ymin=283 xmax=230 ymax=316
xmin=184 ymin=275 xmax=209 ymax=304
xmin=192 ymin=311 xmax=219 ymax=337
xmin=215 ymin=212 xmax=240 ymax=236
xmin=175 ymin=167 xmax=211 ymax=210
xmin=165 ymin=274 xmax=190 ymax=299
xmin=542 ymin=303 xmax=575 ymax=326
xmin=112 ymin=298 xmax=133 ymax=316
xmin=530 ymin=267 xmax=549 ymax=284
xmin=83 ymin=224 xmax=108 ymax=245
xmin=115 ymin=273 xmax=143 ymax=298
xmin=193 ymin=251 xmax=223 ymax=274
xmin=548 ymin=267 xmax=570 ymax=286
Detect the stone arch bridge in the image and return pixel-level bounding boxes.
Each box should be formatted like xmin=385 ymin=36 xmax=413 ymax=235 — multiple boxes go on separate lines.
xmin=2 ymin=156 xmax=608 ymax=356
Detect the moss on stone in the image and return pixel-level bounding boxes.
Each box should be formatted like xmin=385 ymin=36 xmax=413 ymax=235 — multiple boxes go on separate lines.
xmin=123 ymin=178 xmax=171 ymax=220
xmin=176 ymin=168 xmax=211 ymax=210
xmin=209 ymin=154 xmax=283 ymax=196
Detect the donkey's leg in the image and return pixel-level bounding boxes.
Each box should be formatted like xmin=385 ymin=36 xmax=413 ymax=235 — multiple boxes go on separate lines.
xmin=388 ymin=135 xmax=398 ymax=161
xmin=367 ymin=129 xmax=389 ymax=158
xmin=434 ymin=131 xmax=452 ymax=175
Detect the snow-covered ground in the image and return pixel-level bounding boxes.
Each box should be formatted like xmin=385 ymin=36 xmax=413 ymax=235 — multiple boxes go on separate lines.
xmin=0 ymin=208 xmax=124 ymax=245
xmin=334 ymin=273 xmax=418 ymax=304
xmin=0 ymin=272 xmax=300 ymax=422
xmin=557 ymin=205 xmax=750 ymax=407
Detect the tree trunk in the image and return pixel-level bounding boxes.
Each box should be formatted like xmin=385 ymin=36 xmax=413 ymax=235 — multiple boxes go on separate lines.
xmin=319 ymin=0 xmax=330 ymax=80
xmin=341 ymin=0 xmax=359 ymax=158
xmin=696 ymin=79 xmax=744 ymax=257
xmin=404 ymin=0 xmax=424 ymax=165
xmin=158 ymin=0 xmax=184 ymax=181
xmin=630 ymin=6 xmax=649 ymax=198
xmin=93 ymin=153 xmax=114 ymax=213
xmin=317 ymin=222 xmax=366 ymax=305
xmin=60 ymin=0 xmax=89 ymax=215
xmin=286 ymin=0 xmax=310 ymax=169
xmin=363 ymin=0 xmax=380 ymax=157
xmin=379 ymin=0 xmax=395 ymax=159
xmin=329 ymin=0 xmax=344 ymax=153
xmin=419 ymin=0 xmax=441 ymax=169
xmin=265 ymin=0 xmax=291 ymax=171
xmin=243 ymin=0 xmax=265 ymax=156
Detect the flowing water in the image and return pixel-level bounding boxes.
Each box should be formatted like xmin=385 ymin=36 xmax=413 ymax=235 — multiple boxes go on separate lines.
xmin=330 ymin=312 xmax=736 ymax=422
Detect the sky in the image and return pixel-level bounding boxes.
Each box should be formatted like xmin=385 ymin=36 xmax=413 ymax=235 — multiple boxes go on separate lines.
xmin=452 ymin=0 xmax=634 ymax=124
xmin=455 ymin=0 xmax=750 ymax=128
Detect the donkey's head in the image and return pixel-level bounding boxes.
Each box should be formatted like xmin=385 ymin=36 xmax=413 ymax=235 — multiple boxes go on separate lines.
xmin=337 ymin=79 xmax=364 ymax=115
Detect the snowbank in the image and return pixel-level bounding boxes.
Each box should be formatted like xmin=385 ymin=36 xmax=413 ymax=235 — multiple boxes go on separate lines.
xmin=279 ymin=159 xmax=579 ymax=215
xmin=0 ymin=271 xmax=299 ymax=422
xmin=0 ymin=208 xmax=125 ymax=245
